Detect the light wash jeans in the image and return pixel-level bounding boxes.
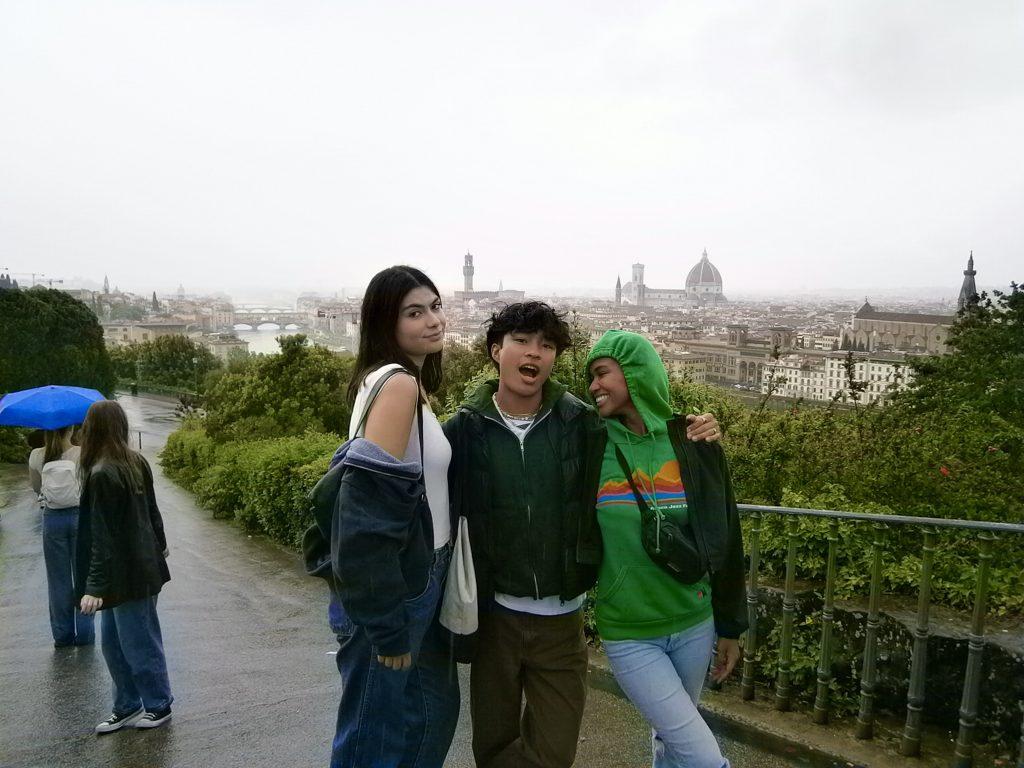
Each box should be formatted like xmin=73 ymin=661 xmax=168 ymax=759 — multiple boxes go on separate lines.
xmin=603 ymin=618 xmax=729 ymax=768
xmin=101 ymin=596 xmax=173 ymax=716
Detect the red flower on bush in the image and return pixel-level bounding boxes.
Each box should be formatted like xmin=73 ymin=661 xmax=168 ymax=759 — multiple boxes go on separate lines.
xmin=939 ymin=466 xmax=950 ymax=477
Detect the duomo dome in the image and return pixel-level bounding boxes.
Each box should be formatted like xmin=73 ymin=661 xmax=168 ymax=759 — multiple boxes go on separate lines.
xmin=685 ymin=249 xmax=723 ymax=290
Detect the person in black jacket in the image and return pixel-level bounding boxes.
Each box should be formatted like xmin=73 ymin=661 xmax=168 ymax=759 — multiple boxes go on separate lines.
xmin=76 ymin=400 xmax=173 ymax=734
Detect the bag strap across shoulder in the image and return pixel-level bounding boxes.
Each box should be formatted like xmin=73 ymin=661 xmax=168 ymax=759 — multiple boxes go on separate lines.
xmin=355 ymin=365 xmax=426 ymax=479
xmin=613 ymin=445 xmax=654 ymax=519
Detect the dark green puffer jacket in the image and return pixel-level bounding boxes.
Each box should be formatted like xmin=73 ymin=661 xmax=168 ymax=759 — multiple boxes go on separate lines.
xmin=443 ymin=378 xmax=605 ymax=604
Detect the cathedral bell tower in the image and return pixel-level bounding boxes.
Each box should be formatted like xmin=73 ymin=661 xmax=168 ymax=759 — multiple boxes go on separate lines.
xmin=957 ymin=251 xmax=978 ymax=311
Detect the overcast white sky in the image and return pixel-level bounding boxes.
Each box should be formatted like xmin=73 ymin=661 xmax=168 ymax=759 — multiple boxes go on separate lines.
xmin=1 ymin=1 xmax=1021 ymax=300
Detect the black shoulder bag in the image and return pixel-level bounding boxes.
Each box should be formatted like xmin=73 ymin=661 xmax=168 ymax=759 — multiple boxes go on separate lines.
xmin=613 ymin=445 xmax=707 ymax=584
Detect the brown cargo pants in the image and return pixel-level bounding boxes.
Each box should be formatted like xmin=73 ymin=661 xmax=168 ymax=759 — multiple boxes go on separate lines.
xmin=470 ymin=606 xmax=589 ymax=768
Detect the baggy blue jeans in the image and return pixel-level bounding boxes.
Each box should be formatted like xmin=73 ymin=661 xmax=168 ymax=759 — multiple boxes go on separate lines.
xmin=42 ymin=507 xmax=95 ymax=646
xmin=330 ymin=543 xmax=459 ymax=768
xmin=603 ymin=618 xmax=729 ymax=768
xmin=100 ymin=596 xmax=174 ymax=716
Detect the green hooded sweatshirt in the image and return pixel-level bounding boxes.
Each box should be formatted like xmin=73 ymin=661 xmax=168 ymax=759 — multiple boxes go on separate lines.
xmin=585 ymin=330 xmax=713 ymax=641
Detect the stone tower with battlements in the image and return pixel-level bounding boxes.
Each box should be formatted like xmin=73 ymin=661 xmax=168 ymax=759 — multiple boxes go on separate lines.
xmin=463 ymin=252 xmax=475 ymax=294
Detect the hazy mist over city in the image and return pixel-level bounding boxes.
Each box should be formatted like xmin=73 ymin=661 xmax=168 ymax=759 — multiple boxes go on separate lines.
xmin=1 ymin=2 xmax=1021 ymax=303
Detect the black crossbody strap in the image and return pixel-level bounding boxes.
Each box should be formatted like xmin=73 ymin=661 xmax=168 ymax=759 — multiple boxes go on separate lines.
xmin=614 ymin=445 xmax=652 ymax=516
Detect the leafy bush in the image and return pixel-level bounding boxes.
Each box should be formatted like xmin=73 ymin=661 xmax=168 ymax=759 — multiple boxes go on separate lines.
xmin=108 ymin=336 xmax=220 ymax=393
xmin=160 ymin=418 xmax=216 ymax=487
xmin=203 ymin=335 xmax=355 ymax=443
xmin=161 ymin=426 xmax=338 ymax=547
xmin=0 ymin=427 xmax=31 ymax=464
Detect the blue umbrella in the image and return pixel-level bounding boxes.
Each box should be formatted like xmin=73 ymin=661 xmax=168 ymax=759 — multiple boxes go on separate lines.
xmin=0 ymin=385 xmax=106 ymax=430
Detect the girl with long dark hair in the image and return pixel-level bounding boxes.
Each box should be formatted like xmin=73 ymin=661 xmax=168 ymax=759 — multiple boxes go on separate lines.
xmin=76 ymin=400 xmax=173 ymax=734
xmin=28 ymin=425 xmax=95 ymax=647
xmin=329 ymin=265 xmax=458 ymax=767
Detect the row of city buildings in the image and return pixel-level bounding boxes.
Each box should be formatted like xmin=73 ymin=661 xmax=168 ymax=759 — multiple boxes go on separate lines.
xmin=441 ymin=250 xmax=981 ymax=406
xmin=24 ymin=248 xmax=982 ymax=406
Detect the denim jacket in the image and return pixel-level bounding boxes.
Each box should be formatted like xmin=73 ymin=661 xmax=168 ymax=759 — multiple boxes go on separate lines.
xmin=328 ymin=438 xmax=433 ymax=656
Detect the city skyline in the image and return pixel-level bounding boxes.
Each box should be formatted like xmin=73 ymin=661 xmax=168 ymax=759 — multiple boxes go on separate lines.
xmin=10 ymin=248 xmax=1008 ymax=309
xmin=2 ymin=3 xmax=1021 ymax=297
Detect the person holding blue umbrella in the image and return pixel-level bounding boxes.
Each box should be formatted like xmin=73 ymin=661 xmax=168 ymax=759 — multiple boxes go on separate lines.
xmin=5 ymin=385 xmax=106 ymax=649
xmin=28 ymin=424 xmax=96 ymax=647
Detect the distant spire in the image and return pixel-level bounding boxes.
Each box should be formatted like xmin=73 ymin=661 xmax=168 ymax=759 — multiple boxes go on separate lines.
xmin=702 ymin=248 xmax=708 ymax=259
xmin=103 ymin=274 xmax=110 ymax=294
xmin=958 ymin=251 xmax=978 ymax=311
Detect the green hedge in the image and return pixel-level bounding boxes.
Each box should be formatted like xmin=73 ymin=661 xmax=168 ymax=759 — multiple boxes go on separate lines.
xmin=0 ymin=427 xmax=31 ymax=464
xmin=161 ymin=424 xmax=337 ymax=547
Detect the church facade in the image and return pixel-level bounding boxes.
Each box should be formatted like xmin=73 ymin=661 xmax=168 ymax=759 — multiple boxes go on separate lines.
xmin=839 ymin=253 xmax=979 ymax=354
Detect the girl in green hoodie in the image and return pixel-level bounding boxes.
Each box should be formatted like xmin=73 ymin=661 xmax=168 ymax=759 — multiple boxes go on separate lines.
xmin=586 ymin=330 xmax=746 ymax=768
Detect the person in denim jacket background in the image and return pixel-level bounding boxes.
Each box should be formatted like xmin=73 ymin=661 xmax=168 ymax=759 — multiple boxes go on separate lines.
xmin=328 ymin=265 xmax=458 ymax=768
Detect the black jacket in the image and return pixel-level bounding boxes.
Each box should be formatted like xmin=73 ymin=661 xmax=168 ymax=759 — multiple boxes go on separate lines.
xmin=443 ymin=379 xmax=605 ymax=605
xmin=76 ymin=457 xmax=170 ymax=610
xmin=577 ymin=416 xmax=749 ymax=639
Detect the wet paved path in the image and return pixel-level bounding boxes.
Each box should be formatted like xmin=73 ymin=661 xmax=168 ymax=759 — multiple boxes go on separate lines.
xmin=0 ymin=395 xmax=800 ymax=768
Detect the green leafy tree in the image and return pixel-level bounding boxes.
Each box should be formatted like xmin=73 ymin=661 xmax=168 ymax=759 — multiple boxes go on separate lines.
xmin=107 ymin=303 xmax=146 ymax=322
xmin=905 ymin=284 xmax=1023 ymax=424
xmin=0 ymin=286 xmax=115 ymax=395
xmin=108 ymin=345 xmax=141 ymax=380
xmin=550 ymin=311 xmax=593 ymax=401
xmin=203 ymin=334 xmax=355 ymax=442
xmin=437 ymin=342 xmax=491 ymax=412
xmin=130 ymin=335 xmax=221 ymax=392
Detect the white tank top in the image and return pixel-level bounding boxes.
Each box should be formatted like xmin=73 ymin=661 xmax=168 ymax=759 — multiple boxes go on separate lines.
xmin=350 ymin=364 xmax=451 ymax=550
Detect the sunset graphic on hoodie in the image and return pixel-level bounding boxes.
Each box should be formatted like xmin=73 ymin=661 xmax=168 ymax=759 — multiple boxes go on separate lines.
xmin=597 ymin=460 xmax=687 ymax=510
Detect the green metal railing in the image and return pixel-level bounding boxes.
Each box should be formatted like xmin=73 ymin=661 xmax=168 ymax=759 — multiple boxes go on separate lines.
xmin=735 ymin=504 xmax=1024 ymax=768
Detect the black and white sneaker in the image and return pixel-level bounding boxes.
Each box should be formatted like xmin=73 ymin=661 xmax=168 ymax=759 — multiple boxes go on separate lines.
xmin=135 ymin=706 xmax=172 ymax=729
xmin=95 ymin=706 xmax=144 ymax=734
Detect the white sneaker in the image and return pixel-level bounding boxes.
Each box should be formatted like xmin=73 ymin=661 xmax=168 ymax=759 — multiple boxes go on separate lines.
xmin=95 ymin=706 xmax=144 ymax=734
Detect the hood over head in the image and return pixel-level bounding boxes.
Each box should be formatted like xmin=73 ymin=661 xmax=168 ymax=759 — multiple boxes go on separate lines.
xmin=586 ymin=330 xmax=672 ymax=434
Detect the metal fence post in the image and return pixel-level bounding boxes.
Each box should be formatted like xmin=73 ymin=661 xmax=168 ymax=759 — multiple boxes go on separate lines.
xmin=953 ymin=531 xmax=996 ymax=768
xmin=901 ymin=526 xmax=937 ymax=756
xmin=855 ymin=522 xmax=886 ymax=739
xmin=813 ymin=518 xmax=840 ymax=725
xmin=741 ymin=510 xmax=763 ymax=701
xmin=774 ymin=514 xmax=799 ymax=712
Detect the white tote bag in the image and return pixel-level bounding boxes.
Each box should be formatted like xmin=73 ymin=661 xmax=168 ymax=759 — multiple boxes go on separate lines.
xmin=439 ymin=516 xmax=478 ymax=635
